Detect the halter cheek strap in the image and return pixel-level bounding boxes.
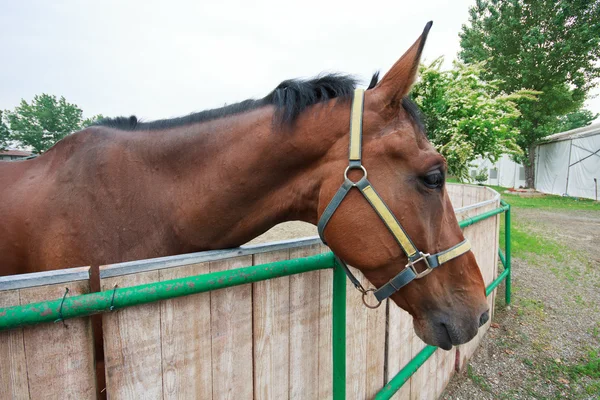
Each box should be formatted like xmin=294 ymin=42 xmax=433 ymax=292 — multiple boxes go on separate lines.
xmin=317 ymin=89 xmax=472 ymax=307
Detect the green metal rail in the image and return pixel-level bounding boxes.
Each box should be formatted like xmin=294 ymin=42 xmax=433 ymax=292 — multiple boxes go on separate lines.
xmin=0 ymin=201 xmax=512 ymax=400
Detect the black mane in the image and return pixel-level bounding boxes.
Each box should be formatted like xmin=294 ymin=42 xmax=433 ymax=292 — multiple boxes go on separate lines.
xmin=96 ymin=71 xmax=424 ymax=133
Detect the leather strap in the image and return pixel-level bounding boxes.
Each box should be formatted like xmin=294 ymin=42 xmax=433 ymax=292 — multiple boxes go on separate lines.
xmin=372 ymin=239 xmax=471 ymax=302
xmin=317 ymin=88 xmax=472 ymax=305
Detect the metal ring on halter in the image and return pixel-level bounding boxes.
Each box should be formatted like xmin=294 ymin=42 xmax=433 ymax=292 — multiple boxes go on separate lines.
xmin=344 ymin=165 xmax=367 ymax=183
xmin=362 ymin=288 xmax=383 ymax=309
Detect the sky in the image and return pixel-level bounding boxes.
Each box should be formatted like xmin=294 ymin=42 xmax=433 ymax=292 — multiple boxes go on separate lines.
xmin=1 ymin=0 xmax=599 ymax=121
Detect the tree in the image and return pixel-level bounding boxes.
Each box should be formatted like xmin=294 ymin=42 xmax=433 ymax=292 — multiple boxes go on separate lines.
xmin=459 ymin=0 xmax=600 ymax=187
xmin=552 ymin=109 xmax=598 ymax=133
xmin=411 ymin=58 xmax=537 ymax=181
xmin=4 ymin=94 xmax=103 ymax=154
xmin=0 ymin=111 xmax=9 ymax=151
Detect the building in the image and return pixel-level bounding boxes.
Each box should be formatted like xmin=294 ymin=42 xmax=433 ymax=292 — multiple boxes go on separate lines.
xmin=0 ymin=149 xmax=34 ymax=161
xmin=469 ymin=122 xmax=600 ymax=200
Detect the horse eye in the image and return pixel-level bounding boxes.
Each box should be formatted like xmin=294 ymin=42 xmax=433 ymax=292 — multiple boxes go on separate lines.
xmin=422 ymin=170 xmax=445 ymax=189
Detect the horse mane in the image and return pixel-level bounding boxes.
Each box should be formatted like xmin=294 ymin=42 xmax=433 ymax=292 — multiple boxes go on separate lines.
xmin=95 ymin=71 xmax=424 ymax=133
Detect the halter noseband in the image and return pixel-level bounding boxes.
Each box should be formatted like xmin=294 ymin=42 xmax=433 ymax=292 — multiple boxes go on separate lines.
xmin=317 ymin=89 xmax=471 ymax=308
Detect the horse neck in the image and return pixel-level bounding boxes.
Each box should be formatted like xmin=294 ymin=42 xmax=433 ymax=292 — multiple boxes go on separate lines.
xmin=143 ymin=106 xmax=345 ymax=250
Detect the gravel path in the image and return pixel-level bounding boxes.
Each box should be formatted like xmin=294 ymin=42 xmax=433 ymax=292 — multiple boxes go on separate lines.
xmin=442 ymin=208 xmax=600 ymax=399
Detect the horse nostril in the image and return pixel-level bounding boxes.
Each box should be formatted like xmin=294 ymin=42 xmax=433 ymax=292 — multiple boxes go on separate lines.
xmin=479 ymin=310 xmax=490 ymax=327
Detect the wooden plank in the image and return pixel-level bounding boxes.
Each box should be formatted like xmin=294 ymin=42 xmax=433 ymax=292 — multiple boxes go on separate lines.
xmin=365 ymin=294 xmax=387 ymax=399
xmin=20 ymin=279 xmax=96 ymax=399
xmin=318 ymin=245 xmax=334 ymax=400
xmin=422 ymin=348 xmax=438 ymax=400
xmin=101 ymin=270 xmax=163 ymax=399
xmin=345 ymin=266 xmax=368 ymax=400
xmin=289 ymin=244 xmax=321 ymax=399
xmin=0 ymin=290 xmax=29 ymax=399
xmin=386 ymin=303 xmax=413 ymax=400
xmin=210 ymin=256 xmax=254 ymax=400
xmin=457 ymin=199 xmax=498 ymax=370
xmin=409 ymin=331 xmax=426 ymax=400
xmin=159 ymin=262 xmax=213 ymax=400
xmin=436 ymin=347 xmax=456 ymax=398
xmin=253 ymin=249 xmax=291 ymax=400
xmin=447 ymin=184 xmax=464 ymax=208
xmin=462 ymin=185 xmax=478 ymax=208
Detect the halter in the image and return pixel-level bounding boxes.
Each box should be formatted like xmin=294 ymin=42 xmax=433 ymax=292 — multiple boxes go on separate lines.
xmin=317 ymin=89 xmax=472 ymax=308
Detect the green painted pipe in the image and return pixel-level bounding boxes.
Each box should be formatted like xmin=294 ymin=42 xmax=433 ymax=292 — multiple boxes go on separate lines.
xmin=502 ymin=200 xmax=512 ymax=304
xmin=332 ymin=260 xmax=347 ymax=400
xmin=486 ymin=267 xmax=510 ymax=297
xmin=0 ymin=252 xmax=335 ymax=331
xmin=374 ymin=345 xmax=438 ymax=400
xmin=498 ymin=249 xmax=506 ymax=267
xmin=458 ymin=204 xmax=509 ymax=229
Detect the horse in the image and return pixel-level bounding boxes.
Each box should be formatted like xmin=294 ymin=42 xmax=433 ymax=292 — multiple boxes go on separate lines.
xmin=0 ymin=21 xmax=488 ymax=394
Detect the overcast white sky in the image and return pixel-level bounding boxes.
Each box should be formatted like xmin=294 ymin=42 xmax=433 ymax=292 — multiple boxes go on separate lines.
xmin=1 ymin=0 xmax=599 ymax=121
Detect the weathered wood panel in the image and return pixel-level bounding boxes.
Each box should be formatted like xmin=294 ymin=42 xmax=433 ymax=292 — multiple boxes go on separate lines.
xmin=209 ymin=256 xmax=254 ymax=400
xmin=159 ymin=262 xmax=213 ymax=400
xmin=253 ymin=249 xmax=291 ymax=400
xmin=0 ymin=269 xmax=95 ymax=400
xmin=102 ymin=270 xmax=163 ymax=399
xmin=0 ymin=290 xmax=30 ymax=400
xmin=456 ymin=196 xmax=499 ymax=371
xmin=386 ymin=304 xmax=413 ymax=400
xmin=289 ymin=244 xmax=322 ymax=399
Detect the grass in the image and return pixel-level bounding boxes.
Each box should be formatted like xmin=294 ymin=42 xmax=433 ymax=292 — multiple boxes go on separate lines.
xmin=536 ymin=349 xmax=600 ymax=397
xmin=467 ymin=364 xmax=492 ymax=393
xmin=489 ymin=185 xmax=600 ymax=210
xmin=447 ymin=178 xmax=600 ymax=210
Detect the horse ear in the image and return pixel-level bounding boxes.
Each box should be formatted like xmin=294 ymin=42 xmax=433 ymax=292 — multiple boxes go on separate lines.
xmin=373 ymin=21 xmax=432 ymax=106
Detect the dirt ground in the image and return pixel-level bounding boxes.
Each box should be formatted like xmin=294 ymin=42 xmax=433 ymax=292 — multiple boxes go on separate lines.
xmin=443 ymin=208 xmax=600 ymax=399
xmin=251 ymin=208 xmax=600 ymax=399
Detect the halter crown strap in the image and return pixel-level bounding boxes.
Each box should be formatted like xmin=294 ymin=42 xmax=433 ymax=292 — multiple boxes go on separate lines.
xmin=317 ymin=89 xmax=472 ymax=305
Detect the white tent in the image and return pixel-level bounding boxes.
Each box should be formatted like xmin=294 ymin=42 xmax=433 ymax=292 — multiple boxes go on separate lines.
xmin=535 ymin=122 xmax=600 ymax=200
xmin=468 ymin=122 xmax=599 ymax=200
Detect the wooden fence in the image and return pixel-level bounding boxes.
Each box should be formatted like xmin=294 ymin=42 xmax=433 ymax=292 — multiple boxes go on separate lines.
xmin=0 ymin=184 xmax=500 ymax=399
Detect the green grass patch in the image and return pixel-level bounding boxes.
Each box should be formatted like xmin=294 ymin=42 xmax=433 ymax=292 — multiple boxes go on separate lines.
xmin=534 ymin=349 xmax=600 ymax=398
xmin=567 ymin=349 xmax=600 ymax=380
xmin=486 ymin=184 xmax=600 ymax=210
xmin=467 ymin=364 xmax=493 ymax=393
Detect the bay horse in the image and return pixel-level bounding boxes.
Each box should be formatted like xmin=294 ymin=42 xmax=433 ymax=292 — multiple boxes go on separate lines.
xmin=0 ymin=21 xmax=488 ymax=393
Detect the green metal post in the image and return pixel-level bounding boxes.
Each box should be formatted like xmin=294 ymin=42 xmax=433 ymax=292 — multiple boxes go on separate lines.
xmin=332 ymin=258 xmax=347 ymax=400
xmin=504 ymin=201 xmax=512 ymax=304
xmin=0 ymin=252 xmax=335 ymax=331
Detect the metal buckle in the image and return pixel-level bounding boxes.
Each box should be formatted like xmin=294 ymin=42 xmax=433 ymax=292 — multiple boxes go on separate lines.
xmin=406 ymin=253 xmax=432 ymax=279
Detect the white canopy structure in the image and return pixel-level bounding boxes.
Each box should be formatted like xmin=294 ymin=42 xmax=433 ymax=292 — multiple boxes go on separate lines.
xmin=469 ymin=122 xmax=600 ymax=200
xmin=535 ymin=122 xmax=600 ymax=200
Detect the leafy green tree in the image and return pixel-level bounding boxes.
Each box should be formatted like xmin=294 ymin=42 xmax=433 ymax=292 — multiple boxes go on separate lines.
xmin=4 ymin=94 xmax=103 ymax=154
xmin=459 ymin=0 xmax=600 ymax=187
xmin=552 ymin=109 xmax=598 ymax=133
xmin=0 ymin=111 xmax=10 ymax=151
xmin=411 ymin=58 xmax=537 ymax=180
